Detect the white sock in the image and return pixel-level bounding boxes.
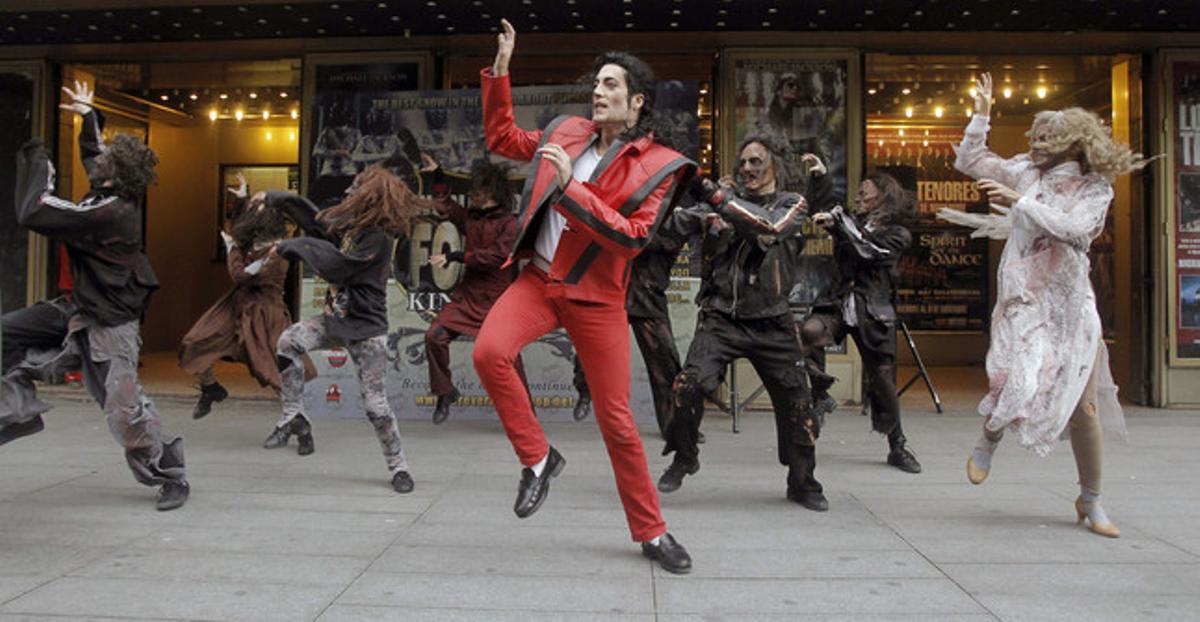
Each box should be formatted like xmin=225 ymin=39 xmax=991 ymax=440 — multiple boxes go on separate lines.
xmin=646 ymin=535 xmax=662 ymax=546
xmin=530 ymin=453 xmax=549 ymax=477
xmin=970 ymin=434 xmax=1000 ymax=470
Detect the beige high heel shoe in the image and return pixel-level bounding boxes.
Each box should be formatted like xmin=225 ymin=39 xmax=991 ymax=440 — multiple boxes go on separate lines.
xmin=1075 ymin=496 xmax=1120 ymax=538
xmin=966 ymin=456 xmax=989 ymax=485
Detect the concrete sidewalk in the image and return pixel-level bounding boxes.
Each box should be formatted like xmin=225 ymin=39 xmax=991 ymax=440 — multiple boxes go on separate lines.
xmin=0 ymin=392 xmax=1196 ymax=621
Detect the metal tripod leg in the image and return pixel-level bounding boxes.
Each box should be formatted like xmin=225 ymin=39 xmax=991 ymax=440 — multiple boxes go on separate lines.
xmin=896 ymin=321 xmax=943 ymax=413
xmin=729 ymin=361 xmax=739 ymax=433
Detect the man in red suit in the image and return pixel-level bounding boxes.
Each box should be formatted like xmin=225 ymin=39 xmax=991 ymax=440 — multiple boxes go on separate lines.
xmin=473 ymin=19 xmax=695 ymax=573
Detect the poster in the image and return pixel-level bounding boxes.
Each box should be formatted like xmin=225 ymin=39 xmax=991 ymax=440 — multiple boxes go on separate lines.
xmin=729 ymin=56 xmax=849 ymax=310
xmin=300 ymin=79 xmax=702 ymax=420
xmin=880 ymin=162 xmax=990 ymax=332
xmin=1174 ymin=61 xmax=1200 ymax=358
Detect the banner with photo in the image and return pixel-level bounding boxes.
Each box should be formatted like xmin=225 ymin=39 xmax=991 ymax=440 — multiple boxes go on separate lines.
xmin=726 ymin=54 xmax=851 ymax=310
xmin=300 ymin=76 xmax=702 ymax=420
xmin=1173 ymin=61 xmax=1200 ymax=359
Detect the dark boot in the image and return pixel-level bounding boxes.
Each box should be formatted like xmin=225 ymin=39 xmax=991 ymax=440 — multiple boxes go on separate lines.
xmin=156 ymin=480 xmax=190 ymax=511
xmin=293 ymin=416 xmax=315 ymax=456
xmin=431 ymin=389 xmax=459 ymax=425
xmin=787 ymin=487 xmax=829 ymax=512
xmin=657 ymin=455 xmax=699 ymax=493
xmin=192 ymin=381 xmax=229 ymax=419
xmin=887 ymin=428 xmax=921 ymax=473
xmin=572 ymin=394 xmax=592 ymax=421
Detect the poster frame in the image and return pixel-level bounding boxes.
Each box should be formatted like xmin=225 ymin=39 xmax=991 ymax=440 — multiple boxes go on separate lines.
xmin=1163 ymin=51 xmax=1200 ymax=367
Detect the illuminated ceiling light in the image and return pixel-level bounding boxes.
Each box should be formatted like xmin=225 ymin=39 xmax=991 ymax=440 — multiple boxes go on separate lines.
xmin=159 ymin=94 xmax=168 ymax=101
xmin=219 ymin=93 xmax=228 ymax=99
xmin=968 ymin=86 xmax=976 ymax=97
xmin=279 ymin=91 xmax=288 ymax=98
xmin=867 ymin=88 xmax=877 ymax=95
xmin=290 ymin=109 xmax=298 ymax=119
xmin=208 ymin=109 xmax=218 ymax=121
xmin=965 ymin=107 xmax=972 ymax=117
xmin=265 ymin=130 xmax=273 ymax=141
xmin=934 ymin=106 xmax=944 ymax=118
xmin=1036 ymin=85 xmax=1048 ymax=98
xmin=249 ymin=92 xmax=258 ymax=99
xmin=189 ymin=93 xmax=198 ymax=101
xmin=235 ymin=109 xmax=244 ymax=121
xmin=904 ymin=106 xmax=914 ymax=118
xmin=1002 ymin=87 xmax=1013 ymax=98
xmin=262 ymin=109 xmax=269 ymax=120
xmin=289 ymin=131 xmax=296 ymax=141
xmin=898 ymin=128 xmax=905 ymax=136
xmin=877 ymin=139 xmax=884 ymax=146
xmin=901 ymin=87 xmax=911 ymax=95
xmin=923 ymin=140 xmax=929 ymax=147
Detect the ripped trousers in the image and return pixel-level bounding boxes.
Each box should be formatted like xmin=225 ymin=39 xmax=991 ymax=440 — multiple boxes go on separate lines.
xmin=0 ymin=298 xmax=186 ymax=487
xmin=663 ymin=311 xmax=821 ymax=494
xmin=276 ymin=317 xmax=408 ymax=473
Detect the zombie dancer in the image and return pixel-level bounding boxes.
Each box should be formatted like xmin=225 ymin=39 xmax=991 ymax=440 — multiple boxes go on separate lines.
xmin=262 ymin=166 xmax=436 ymax=494
xmin=657 ymin=132 xmax=833 ymax=512
xmin=801 ymin=172 xmax=922 ymax=474
xmin=0 ymin=81 xmax=189 ymax=510
xmin=945 ymin=72 xmax=1148 ymax=537
xmin=473 ymin=19 xmax=696 ymax=573
xmin=179 ymin=174 xmax=313 ymax=418
xmin=424 ymin=159 xmax=525 ymax=424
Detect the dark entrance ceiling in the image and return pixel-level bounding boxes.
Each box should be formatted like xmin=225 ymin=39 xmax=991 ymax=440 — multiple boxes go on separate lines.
xmin=1 ymin=1 xmax=1198 ymax=47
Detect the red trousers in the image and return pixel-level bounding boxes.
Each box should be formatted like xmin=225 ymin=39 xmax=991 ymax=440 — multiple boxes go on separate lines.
xmin=473 ymin=267 xmax=667 ymax=542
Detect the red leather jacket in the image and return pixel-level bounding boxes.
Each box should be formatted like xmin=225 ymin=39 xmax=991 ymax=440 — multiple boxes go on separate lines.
xmin=481 ymin=68 xmax=695 ymax=304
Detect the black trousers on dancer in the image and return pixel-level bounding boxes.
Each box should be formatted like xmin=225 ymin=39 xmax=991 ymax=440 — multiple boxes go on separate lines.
xmin=664 ymin=311 xmax=821 ymax=495
xmin=801 ymin=311 xmax=908 ymax=450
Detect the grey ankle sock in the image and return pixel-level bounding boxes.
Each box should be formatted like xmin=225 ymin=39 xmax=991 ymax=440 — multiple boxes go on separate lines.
xmin=970 ymin=435 xmax=999 ymax=470
xmin=1080 ymin=490 xmax=1111 ymax=525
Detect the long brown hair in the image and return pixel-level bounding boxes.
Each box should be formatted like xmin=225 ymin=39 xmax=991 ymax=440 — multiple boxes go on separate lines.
xmin=317 ymin=165 xmax=436 ymax=241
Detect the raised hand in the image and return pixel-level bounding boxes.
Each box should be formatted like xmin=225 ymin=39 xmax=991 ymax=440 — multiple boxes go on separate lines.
xmin=800 ymin=153 xmax=827 ymax=176
xmin=59 ymin=80 xmax=95 ymax=116
xmin=428 ymin=254 xmax=447 ymax=268
xmin=977 ymin=178 xmax=1020 ymax=207
xmin=493 ymin=18 xmax=516 ymax=77
xmin=228 ymin=172 xmax=249 ymax=198
xmin=973 ymin=72 xmax=992 ymax=117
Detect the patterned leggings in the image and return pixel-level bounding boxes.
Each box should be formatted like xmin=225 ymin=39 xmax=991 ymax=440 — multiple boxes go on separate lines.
xmin=276 ymin=317 xmax=408 ymax=472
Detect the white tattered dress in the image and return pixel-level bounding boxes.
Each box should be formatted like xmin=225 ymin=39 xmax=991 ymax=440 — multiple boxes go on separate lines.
xmin=948 ymin=114 xmax=1126 ymax=456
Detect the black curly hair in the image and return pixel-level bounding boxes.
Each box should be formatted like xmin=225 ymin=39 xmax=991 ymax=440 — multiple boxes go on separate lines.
xmin=91 ymin=133 xmax=159 ymax=199
xmin=585 ymin=52 xmax=674 ymax=149
xmin=469 ymin=159 xmax=515 ymax=213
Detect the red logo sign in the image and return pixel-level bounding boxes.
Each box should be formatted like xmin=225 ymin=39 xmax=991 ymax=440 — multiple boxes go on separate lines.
xmin=327 ymin=348 xmax=348 ymax=368
xmin=325 ymin=383 xmax=342 ymax=403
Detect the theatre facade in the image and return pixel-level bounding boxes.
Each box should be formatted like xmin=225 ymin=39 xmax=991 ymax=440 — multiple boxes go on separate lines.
xmin=2 ymin=1 xmax=1200 ymax=408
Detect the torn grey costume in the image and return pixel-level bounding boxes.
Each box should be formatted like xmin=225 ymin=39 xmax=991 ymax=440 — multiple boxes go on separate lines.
xmin=1 ymin=112 xmax=184 ymax=486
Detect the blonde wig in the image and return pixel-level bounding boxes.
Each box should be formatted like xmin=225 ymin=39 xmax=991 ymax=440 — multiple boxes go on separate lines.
xmin=1026 ymin=108 xmax=1150 ymax=180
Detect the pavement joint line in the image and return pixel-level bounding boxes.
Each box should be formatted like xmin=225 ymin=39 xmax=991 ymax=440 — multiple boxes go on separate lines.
xmin=848 ymin=491 xmax=1004 ymax=621
xmin=313 ymin=463 xmax=454 ymax=620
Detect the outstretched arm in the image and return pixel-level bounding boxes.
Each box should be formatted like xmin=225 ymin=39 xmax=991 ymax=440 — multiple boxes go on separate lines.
xmin=481 ymin=19 xmax=543 ymax=161
xmin=953 ymin=72 xmax=1028 ymax=187
xmin=14 ymin=140 xmax=118 ymax=239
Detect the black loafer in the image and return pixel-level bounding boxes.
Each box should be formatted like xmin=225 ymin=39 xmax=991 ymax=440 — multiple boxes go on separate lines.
xmin=391 ymin=470 xmax=415 ymax=494
xmin=887 ymin=446 xmax=922 ymax=474
xmin=657 ymin=456 xmax=699 ymax=494
xmin=156 ymin=480 xmax=190 ymax=511
xmin=787 ymin=488 xmax=829 ymax=512
xmin=193 ymin=382 xmax=229 ymax=419
xmin=641 ymin=532 xmax=692 ymax=574
xmin=514 ymin=446 xmax=565 ymax=518
xmin=0 ymin=415 xmax=45 ymax=447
